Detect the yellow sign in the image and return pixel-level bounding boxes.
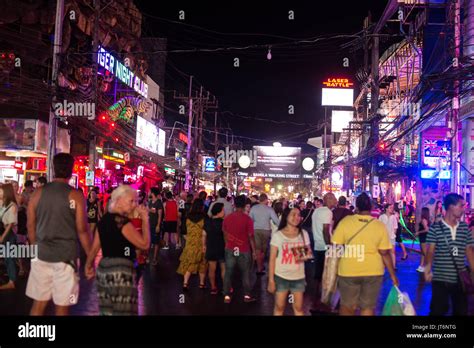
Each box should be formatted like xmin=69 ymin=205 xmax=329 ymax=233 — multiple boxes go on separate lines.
xmin=103 ymin=155 xmax=125 ymax=164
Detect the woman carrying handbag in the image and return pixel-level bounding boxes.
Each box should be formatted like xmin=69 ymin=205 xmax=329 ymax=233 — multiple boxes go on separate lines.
xmin=268 ymin=207 xmax=312 ymax=316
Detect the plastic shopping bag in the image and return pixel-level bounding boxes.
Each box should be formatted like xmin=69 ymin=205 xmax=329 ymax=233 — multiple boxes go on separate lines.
xmin=321 ymin=245 xmax=339 ymax=304
xmin=382 ymin=286 xmax=416 ymax=316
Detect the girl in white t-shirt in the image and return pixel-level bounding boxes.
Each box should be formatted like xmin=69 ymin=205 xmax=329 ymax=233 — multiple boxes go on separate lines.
xmin=268 ymin=207 xmax=312 ymax=316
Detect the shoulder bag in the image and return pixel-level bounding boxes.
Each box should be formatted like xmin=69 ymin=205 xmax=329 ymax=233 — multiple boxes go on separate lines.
xmin=321 ymin=217 xmax=374 ymax=305
xmin=0 ymin=203 xmax=14 ymax=238
xmin=440 ymin=222 xmax=474 ymax=294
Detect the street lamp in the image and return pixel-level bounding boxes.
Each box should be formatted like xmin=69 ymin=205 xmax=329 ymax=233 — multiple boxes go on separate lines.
xmin=302 ymin=157 xmax=315 ymax=171
xmin=238 ymin=155 xmax=251 ymax=169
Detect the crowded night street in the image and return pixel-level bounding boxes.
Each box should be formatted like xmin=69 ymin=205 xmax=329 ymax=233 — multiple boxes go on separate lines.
xmin=1 ymin=0 xmax=474 ymax=346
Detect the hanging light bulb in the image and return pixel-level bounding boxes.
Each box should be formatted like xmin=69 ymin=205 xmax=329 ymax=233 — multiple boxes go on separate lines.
xmin=267 ymin=47 xmax=272 ymax=60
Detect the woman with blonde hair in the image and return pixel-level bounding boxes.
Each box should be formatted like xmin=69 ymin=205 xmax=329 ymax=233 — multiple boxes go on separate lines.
xmin=85 ymin=185 xmax=149 ymax=315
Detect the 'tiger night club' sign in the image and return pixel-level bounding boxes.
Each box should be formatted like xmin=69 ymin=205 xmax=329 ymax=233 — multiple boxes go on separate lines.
xmin=97 ymin=46 xmax=148 ymax=98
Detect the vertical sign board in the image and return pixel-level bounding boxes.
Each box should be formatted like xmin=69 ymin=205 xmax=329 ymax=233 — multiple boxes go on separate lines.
xmin=462 ymin=118 xmax=474 ymax=184
xmin=86 ymin=171 xmax=95 ymax=186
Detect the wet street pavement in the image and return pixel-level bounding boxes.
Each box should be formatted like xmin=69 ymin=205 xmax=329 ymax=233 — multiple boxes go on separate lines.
xmin=1 ymin=243 xmax=473 ymax=316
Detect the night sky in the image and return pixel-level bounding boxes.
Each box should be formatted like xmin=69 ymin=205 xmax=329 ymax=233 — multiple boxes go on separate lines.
xmin=135 ymin=1 xmax=387 ymax=153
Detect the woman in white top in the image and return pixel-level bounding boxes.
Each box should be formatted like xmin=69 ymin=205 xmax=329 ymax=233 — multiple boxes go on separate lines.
xmin=0 ymin=183 xmax=19 ymax=290
xmin=268 ymin=207 xmax=312 ymax=315
xmin=379 ymin=203 xmax=398 ymax=269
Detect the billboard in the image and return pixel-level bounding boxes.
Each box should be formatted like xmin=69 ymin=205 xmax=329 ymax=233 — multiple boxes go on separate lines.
xmin=422 ymin=139 xmax=450 ymax=169
xmin=322 ymin=88 xmax=354 ymax=107
xmin=322 ymin=78 xmax=354 ymax=107
xmin=136 ymin=116 xmax=165 ymax=156
xmin=331 ymin=110 xmax=353 ymax=133
xmin=0 ymin=119 xmax=70 ymax=154
xmin=0 ymin=119 xmax=36 ymax=151
xmin=250 ymin=146 xmax=302 ymax=179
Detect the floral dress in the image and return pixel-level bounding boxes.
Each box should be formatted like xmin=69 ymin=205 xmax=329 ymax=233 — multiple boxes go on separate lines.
xmin=177 ymin=219 xmax=208 ymax=275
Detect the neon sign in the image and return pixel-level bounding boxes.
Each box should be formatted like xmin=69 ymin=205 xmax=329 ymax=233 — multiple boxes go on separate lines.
xmin=323 ymin=78 xmax=354 ymax=88
xmin=103 ymin=155 xmax=125 ymax=165
xmin=421 ymin=169 xmax=451 ymax=179
xmin=97 ymin=46 xmax=148 ymax=98
xmin=179 ymin=132 xmax=188 ymax=144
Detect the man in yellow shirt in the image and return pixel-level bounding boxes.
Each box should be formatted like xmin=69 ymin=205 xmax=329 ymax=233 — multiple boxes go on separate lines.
xmin=332 ymin=193 xmax=399 ymax=316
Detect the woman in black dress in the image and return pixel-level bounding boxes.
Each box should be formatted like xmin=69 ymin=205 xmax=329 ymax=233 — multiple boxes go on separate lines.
xmin=416 ymin=207 xmax=430 ymax=273
xmin=85 ymin=185 xmax=150 ymax=315
xmin=87 ymin=190 xmax=102 ymax=237
xmin=203 ymin=203 xmax=225 ymax=295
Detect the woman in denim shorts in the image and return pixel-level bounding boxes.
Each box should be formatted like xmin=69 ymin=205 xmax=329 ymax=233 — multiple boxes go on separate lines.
xmin=268 ymin=207 xmax=312 ymax=315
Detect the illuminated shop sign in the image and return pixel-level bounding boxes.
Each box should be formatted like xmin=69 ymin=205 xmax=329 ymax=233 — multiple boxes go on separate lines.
xmin=103 ymin=150 xmax=125 ymax=164
xmin=204 ymin=157 xmax=216 ymax=172
xmin=322 ymin=78 xmax=354 ymax=88
xmin=423 ymin=139 xmax=451 ymax=168
xmin=165 ymin=167 xmax=176 ymax=176
xmin=421 ymin=169 xmax=451 ymax=179
xmin=97 ymin=45 xmax=148 ymax=98
xmin=179 ymin=132 xmax=188 ymax=144
xmin=321 ymin=77 xmax=354 ymax=107
xmin=136 ymin=116 xmax=166 ymax=156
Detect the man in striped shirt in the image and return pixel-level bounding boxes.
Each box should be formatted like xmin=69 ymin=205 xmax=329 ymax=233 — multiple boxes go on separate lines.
xmin=424 ymin=193 xmax=474 ymax=315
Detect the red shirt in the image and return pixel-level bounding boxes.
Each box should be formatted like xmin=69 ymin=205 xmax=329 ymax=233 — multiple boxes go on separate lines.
xmin=222 ymin=211 xmax=254 ymax=253
xmin=164 ymin=200 xmax=178 ymax=222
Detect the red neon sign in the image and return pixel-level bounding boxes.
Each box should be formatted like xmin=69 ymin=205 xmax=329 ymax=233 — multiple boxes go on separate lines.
xmin=179 ymin=132 xmax=188 ymax=144
xmin=323 ymin=78 xmax=353 ymax=88
xmin=14 ymin=161 xmax=23 ymax=170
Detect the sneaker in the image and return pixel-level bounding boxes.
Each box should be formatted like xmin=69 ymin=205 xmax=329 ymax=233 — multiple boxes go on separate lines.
xmin=224 ymin=295 xmax=232 ymax=304
xmin=416 ymin=265 xmax=425 ymax=273
xmin=210 ymin=288 xmax=218 ymax=295
xmin=162 ymin=245 xmax=170 ymax=250
xmin=244 ymin=295 xmax=257 ymax=303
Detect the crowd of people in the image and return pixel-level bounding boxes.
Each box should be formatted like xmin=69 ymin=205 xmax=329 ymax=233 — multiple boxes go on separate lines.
xmin=1 ymin=153 xmax=474 ymax=317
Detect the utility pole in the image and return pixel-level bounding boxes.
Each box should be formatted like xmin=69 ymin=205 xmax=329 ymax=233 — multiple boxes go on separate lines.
xmin=451 ymin=0 xmax=461 ymax=193
xmin=361 ymin=13 xmax=371 ymax=192
xmin=214 ymin=102 xmax=219 ymax=195
xmin=89 ymin=0 xmax=100 ymax=188
xmin=174 ymin=81 xmax=217 ymax=192
xmin=185 ymin=76 xmax=193 ymax=192
xmin=46 ymin=0 xmax=64 ymax=181
xmin=369 ymin=31 xmax=380 ymax=197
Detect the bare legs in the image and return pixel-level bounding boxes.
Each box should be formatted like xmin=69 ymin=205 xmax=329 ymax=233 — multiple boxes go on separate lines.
xmin=208 ymin=261 xmax=226 ymax=290
xmin=273 ymin=291 xmax=304 ymax=316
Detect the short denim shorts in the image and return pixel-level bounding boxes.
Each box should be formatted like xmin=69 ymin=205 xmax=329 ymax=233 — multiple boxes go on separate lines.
xmin=274 ymin=275 xmax=306 ymax=293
